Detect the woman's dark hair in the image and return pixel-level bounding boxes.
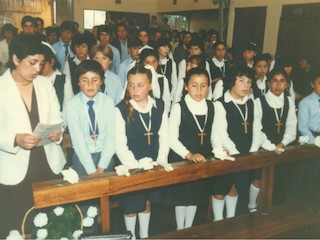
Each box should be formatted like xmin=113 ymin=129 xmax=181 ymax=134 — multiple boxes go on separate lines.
xmin=74 ymin=60 xmax=104 ymax=82
xmin=7 ymin=34 xmax=47 ymax=69
xmin=224 ymin=66 xmax=255 ymax=90
xmin=154 ymin=37 xmax=171 ymax=50
xmin=124 ymin=66 xmax=152 ymax=121
xmin=139 ymin=48 xmax=159 ymax=63
xmin=186 ymin=55 xmax=206 ymax=70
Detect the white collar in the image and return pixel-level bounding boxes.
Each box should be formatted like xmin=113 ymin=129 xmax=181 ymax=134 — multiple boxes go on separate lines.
xmin=265 ymin=90 xmax=284 ymax=108
xmin=185 ymin=94 xmax=208 ymax=115
xmin=212 ymin=57 xmax=225 ymax=68
xmin=160 ymin=57 xmax=169 ymax=65
xmin=129 ymin=95 xmax=155 ymax=114
xmin=224 ymin=90 xmax=249 ymax=105
xmin=73 ymin=56 xmax=90 ymax=65
xmin=48 ymin=69 xmax=62 ymax=83
xmin=256 ymin=76 xmax=267 ymax=89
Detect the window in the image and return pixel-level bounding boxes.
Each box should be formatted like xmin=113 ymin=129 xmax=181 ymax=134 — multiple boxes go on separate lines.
xmin=84 ymin=10 xmax=106 ymax=30
xmin=163 ymin=14 xmax=189 ymax=31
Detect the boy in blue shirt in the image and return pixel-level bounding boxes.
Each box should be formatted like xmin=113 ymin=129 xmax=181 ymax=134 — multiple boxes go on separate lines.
xmin=289 ymin=73 xmax=320 ymax=210
xmin=67 ymin=60 xmax=116 ymax=176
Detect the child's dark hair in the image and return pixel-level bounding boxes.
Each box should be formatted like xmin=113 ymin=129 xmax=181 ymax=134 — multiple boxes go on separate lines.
xmin=139 ymin=48 xmax=159 ymax=64
xmin=212 ymin=40 xmax=226 ymax=50
xmin=266 ymin=67 xmax=289 ymax=83
xmin=124 ymin=66 xmax=153 ymax=121
xmin=224 ymin=66 xmax=255 ymax=90
xmin=74 ymin=60 xmax=104 ymax=82
xmin=274 ymin=55 xmax=293 ymax=69
xmin=182 ymin=67 xmax=209 ymax=99
xmin=266 ymin=67 xmax=290 ymax=96
xmin=253 ymin=54 xmax=269 ymax=67
xmin=154 ymin=38 xmax=171 ymax=50
xmin=71 ymin=32 xmax=96 ymax=55
xmin=187 ymin=39 xmax=205 ymax=54
xmin=310 ymin=72 xmax=320 ymax=83
xmin=8 ymin=34 xmax=47 ymax=69
xmin=186 ymin=55 xmax=206 ymax=70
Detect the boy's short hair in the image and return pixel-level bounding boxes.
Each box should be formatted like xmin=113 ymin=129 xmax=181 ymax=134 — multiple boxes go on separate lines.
xmin=266 ymin=67 xmax=289 ymax=83
xmin=71 ymin=32 xmax=96 ymax=53
xmin=253 ymin=54 xmax=269 ymax=67
xmin=21 ymin=15 xmax=36 ymax=27
xmin=243 ymin=41 xmax=257 ymax=52
xmin=74 ymin=60 xmax=104 ymax=82
xmin=139 ymin=48 xmax=159 ymax=63
xmin=310 ymin=72 xmax=320 ymax=83
xmin=97 ymin=25 xmax=113 ymax=37
xmin=128 ymin=38 xmax=143 ymax=48
xmin=212 ymin=40 xmax=226 ymax=50
xmin=46 ymin=26 xmax=59 ymax=36
xmin=90 ymin=44 xmax=113 ymax=60
xmin=59 ymin=21 xmax=76 ymax=34
xmin=225 ymin=66 xmax=255 ymax=90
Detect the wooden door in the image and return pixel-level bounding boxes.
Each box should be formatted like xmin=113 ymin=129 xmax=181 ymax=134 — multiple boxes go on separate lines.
xmin=232 ymin=7 xmax=266 ymax=56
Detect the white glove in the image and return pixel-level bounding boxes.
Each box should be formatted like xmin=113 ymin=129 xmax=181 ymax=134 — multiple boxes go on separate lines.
xmin=212 ymin=148 xmax=235 ymax=161
xmin=157 ymin=161 xmax=174 ymax=172
xmin=115 ymin=165 xmax=130 ymax=177
xmin=298 ymin=136 xmax=309 ymax=145
xmin=314 ymin=136 xmax=320 ymax=148
xmin=61 ymin=167 xmax=79 ymax=184
xmin=261 ymin=142 xmax=276 ymax=151
xmin=138 ymin=157 xmax=157 ymax=170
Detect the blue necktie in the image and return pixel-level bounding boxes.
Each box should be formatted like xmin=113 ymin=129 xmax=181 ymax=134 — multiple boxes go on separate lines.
xmin=87 ymin=100 xmax=99 ymax=135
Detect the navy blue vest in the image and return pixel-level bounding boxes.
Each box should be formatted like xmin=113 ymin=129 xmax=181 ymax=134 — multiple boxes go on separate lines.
xmin=53 ymin=74 xmax=66 ymax=111
xmin=260 ymin=95 xmax=289 ymax=145
xmin=117 ymin=99 xmax=164 ymax=160
xmin=220 ymin=98 xmax=254 ymax=154
xmin=158 ymin=58 xmax=173 ymax=92
xmin=169 ymin=100 xmax=215 ymax=163
xmin=68 ymin=58 xmax=79 ymax=95
xmin=208 ymin=60 xmax=229 ymax=92
xmin=252 ymin=79 xmax=268 ymax=99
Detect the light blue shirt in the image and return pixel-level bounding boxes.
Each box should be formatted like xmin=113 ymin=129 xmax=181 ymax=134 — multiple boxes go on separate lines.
xmin=119 ymin=38 xmax=130 ymax=63
xmin=103 ymin=70 xmax=122 ymax=105
xmin=109 ymin=44 xmax=120 ymax=74
xmin=118 ymin=57 xmax=133 ymax=88
xmin=52 ymin=39 xmax=75 ymax=72
xmin=298 ymin=91 xmax=320 ymax=143
xmin=66 ymin=91 xmax=116 ymax=174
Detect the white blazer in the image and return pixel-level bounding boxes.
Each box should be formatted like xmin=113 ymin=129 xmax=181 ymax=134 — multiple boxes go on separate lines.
xmin=0 ymin=69 xmax=66 ymax=185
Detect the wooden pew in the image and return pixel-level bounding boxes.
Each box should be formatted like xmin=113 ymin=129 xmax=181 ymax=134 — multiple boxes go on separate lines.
xmin=32 ymin=144 xmax=320 ymax=233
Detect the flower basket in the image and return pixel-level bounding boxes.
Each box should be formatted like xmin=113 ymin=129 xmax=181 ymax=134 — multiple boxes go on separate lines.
xmin=21 ymin=204 xmax=83 ymax=239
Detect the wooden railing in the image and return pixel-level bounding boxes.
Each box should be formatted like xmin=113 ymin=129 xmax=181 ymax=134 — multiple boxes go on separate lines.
xmin=32 ymin=144 xmax=320 ymax=233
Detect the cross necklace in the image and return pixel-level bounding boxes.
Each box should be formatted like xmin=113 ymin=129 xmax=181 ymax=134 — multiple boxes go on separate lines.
xmin=86 ymin=107 xmax=98 ymax=147
xmin=233 ymin=101 xmax=249 ymax=134
xmin=160 ymin=58 xmax=168 ymax=76
xmin=139 ymin=111 xmax=153 ymax=145
xmin=191 ymin=112 xmax=208 ymax=145
xmin=271 ymin=103 xmax=284 ymax=134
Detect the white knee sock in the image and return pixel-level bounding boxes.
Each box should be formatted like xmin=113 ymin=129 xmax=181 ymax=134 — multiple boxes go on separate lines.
xmin=175 ymin=206 xmax=186 ymax=230
xmin=184 ymin=205 xmax=197 ymax=228
xmin=212 ymin=196 xmax=225 ymax=221
xmin=225 ymin=195 xmax=238 ymax=218
xmin=138 ymin=212 xmax=150 ymax=238
xmin=248 ymin=183 xmax=260 ymax=209
xmin=124 ymin=215 xmax=137 ymax=240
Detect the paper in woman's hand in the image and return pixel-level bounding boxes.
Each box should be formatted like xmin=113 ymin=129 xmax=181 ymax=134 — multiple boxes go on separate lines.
xmin=33 ymin=122 xmax=63 ymax=146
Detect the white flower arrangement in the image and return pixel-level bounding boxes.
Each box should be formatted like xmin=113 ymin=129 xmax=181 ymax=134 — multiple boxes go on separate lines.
xmin=7 ymin=205 xmax=98 ymax=240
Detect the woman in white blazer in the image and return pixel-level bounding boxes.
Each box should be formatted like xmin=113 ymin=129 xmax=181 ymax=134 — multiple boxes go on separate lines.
xmin=0 ymin=34 xmax=66 ymax=237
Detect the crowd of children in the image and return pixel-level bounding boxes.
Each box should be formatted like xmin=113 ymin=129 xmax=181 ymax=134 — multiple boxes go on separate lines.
xmin=0 ymin=15 xmax=320 ymax=239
